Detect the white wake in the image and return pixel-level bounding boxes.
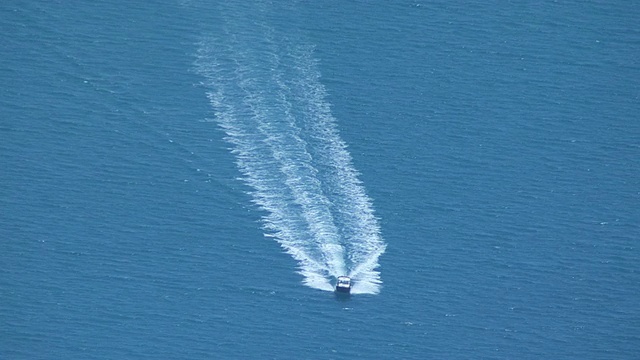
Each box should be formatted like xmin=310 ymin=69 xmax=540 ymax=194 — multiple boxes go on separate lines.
xmin=195 ymin=28 xmax=385 ymax=294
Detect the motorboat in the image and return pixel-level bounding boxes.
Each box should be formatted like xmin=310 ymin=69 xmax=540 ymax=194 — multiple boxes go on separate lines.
xmin=335 ymin=276 xmax=352 ymax=294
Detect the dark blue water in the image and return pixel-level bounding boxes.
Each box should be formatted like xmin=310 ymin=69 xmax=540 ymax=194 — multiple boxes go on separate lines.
xmin=2 ymin=1 xmax=639 ymax=359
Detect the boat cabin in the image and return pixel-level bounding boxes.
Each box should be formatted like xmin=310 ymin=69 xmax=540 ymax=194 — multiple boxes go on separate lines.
xmin=335 ymin=276 xmax=352 ymax=293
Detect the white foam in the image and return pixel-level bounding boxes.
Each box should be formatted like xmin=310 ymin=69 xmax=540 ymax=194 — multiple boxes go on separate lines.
xmin=195 ymin=29 xmax=385 ymax=294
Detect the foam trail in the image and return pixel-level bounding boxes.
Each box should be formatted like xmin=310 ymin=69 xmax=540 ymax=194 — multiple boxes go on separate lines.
xmin=195 ymin=27 xmax=385 ymax=294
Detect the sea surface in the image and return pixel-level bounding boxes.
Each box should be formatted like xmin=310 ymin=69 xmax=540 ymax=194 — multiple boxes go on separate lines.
xmin=1 ymin=1 xmax=639 ymax=359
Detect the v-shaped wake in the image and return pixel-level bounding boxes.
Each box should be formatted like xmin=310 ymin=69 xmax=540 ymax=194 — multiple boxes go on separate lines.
xmin=195 ymin=28 xmax=385 ymax=294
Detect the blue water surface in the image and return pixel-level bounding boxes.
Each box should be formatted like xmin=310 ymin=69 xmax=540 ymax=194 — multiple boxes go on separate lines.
xmin=1 ymin=1 xmax=639 ymax=359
